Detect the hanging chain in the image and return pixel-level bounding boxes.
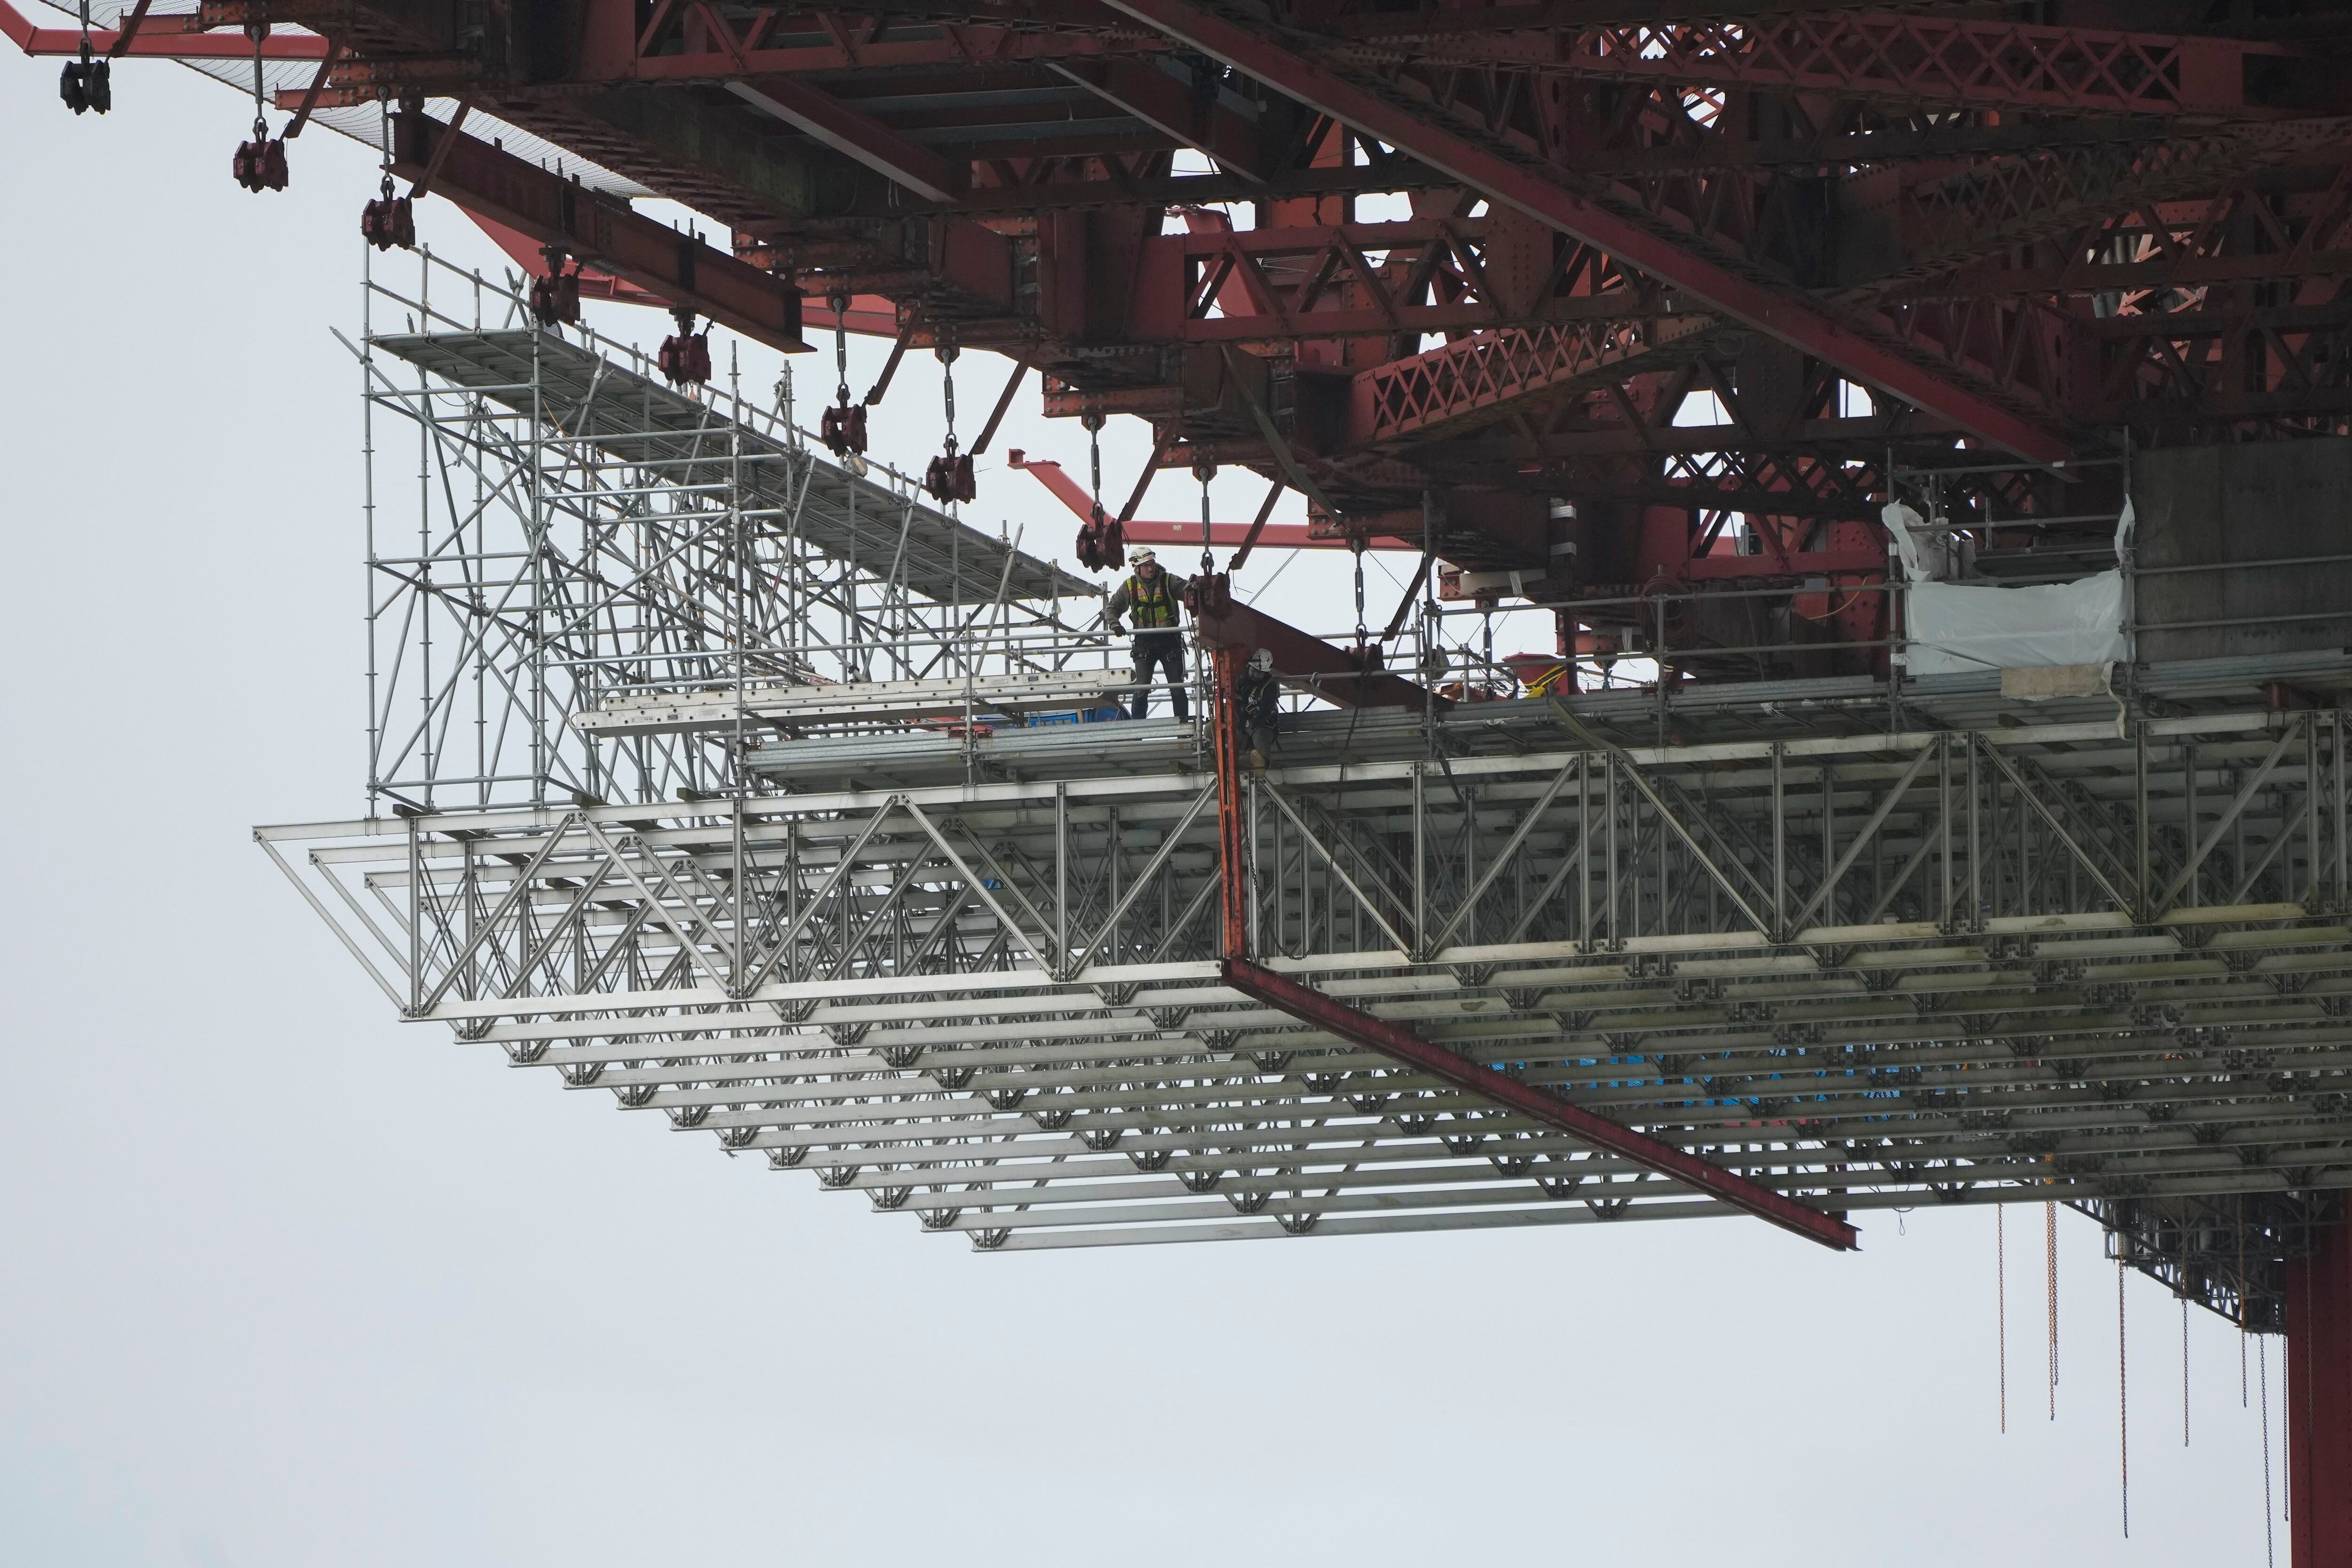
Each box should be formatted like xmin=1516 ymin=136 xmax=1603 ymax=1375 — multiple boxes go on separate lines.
xmin=2119 ymin=1255 xmax=2130 ymax=1539
xmin=2182 ymin=1294 xmax=2191 ymax=1448
xmin=1998 ymin=1203 xmax=2008 ymax=1435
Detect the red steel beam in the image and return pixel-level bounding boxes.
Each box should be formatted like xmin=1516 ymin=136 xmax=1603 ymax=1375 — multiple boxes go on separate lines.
xmin=1048 ymin=56 xmax=1273 ymax=180
xmin=3 ymin=0 xmax=326 ymax=56
xmin=389 ymin=111 xmax=809 ymax=355
xmin=1097 ymin=0 xmax=2074 ymax=465
xmin=1194 ymin=587 xmax=1444 ymax=714
xmin=725 ymin=76 xmax=966 ymax=202
xmin=1008 ymin=455 xmax=1413 ymax=550
xmin=1220 ymin=957 xmax=1860 ymax=1250
xmin=1358 ymin=15 xmax=2302 ymax=119
xmin=2287 ymin=1219 xmax=2352 ymax=1568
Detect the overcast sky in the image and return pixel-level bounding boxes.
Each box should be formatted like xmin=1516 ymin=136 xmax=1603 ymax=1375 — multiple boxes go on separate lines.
xmin=0 ymin=62 xmax=2296 ymax=1568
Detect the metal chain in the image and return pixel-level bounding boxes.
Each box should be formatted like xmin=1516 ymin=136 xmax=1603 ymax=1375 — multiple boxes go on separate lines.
xmin=1998 ymin=1203 xmax=2007 ymax=1435
xmin=2119 ymin=1255 xmax=2129 ymax=1539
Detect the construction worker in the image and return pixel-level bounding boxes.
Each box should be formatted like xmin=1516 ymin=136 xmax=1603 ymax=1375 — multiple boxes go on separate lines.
xmin=1234 ymin=646 xmax=1281 ymax=767
xmin=1105 ymin=547 xmax=1190 ymax=720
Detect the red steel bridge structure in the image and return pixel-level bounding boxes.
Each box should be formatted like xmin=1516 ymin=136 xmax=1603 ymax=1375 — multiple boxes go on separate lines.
xmin=11 ymin=0 xmax=2352 ymax=1554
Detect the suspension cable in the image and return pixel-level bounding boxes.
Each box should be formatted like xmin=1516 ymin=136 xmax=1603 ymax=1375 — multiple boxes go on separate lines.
xmin=2048 ymin=1200 xmax=2061 ymax=1420
xmin=2119 ymin=1254 xmax=2130 ymax=1539
xmin=2261 ymin=1331 xmax=2276 ymax=1568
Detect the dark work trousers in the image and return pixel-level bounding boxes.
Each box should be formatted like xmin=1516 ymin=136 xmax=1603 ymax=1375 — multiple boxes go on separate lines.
xmin=1129 ymin=631 xmax=1189 ymax=720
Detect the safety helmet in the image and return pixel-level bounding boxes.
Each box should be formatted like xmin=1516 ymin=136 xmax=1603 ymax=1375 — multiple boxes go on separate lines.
xmin=1131 ymin=548 xmax=1157 ymax=566
xmin=1249 ymin=647 xmax=1274 ymax=672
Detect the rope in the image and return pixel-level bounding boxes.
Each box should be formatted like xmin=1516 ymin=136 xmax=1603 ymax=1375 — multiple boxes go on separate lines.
xmin=2048 ymin=1200 xmax=2061 ymax=1420
xmin=2261 ymin=1332 xmax=2276 ymax=1568
xmin=1998 ymin=1203 xmax=2008 ymax=1434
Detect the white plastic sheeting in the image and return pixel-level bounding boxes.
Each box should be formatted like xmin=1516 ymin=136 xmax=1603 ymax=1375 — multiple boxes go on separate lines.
xmin=1886 ymin=500 xmax=2133 ymax=677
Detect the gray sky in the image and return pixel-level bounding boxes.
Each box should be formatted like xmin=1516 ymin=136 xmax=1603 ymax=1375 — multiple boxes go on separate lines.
xmin=0 ymin=63 xmax=2290 ymax=1567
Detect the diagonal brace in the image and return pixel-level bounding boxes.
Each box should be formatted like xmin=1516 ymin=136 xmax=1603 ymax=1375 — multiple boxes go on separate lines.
xmin=1220 ymin=957 xmax=1858 ymax=1250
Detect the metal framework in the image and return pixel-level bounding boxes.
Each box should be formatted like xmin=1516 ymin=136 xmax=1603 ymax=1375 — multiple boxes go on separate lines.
xmin=269 ymin=289 xmax=2352 ymax=1283
xmin=356 ymin=250 xmax=1095 ymax=812
xmin=16 ymin=3 xmax=2352 ymax=1551
xmin=267 ymin=627 xmax=2352 ymax=1256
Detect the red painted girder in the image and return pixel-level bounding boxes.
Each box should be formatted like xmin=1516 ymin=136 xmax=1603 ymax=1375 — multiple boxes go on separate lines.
xmin=1219 ymin=958 xmax=1860 ymax=1251
xmin=1350 ymin=15 xmax=2302 ymax=120
xmin=1009 ymin=455 xmax=1413 ymax=549
xmin=1049 ymin=56 xmax=1273 ymax=180
xmin=1193 ymin=594 xmax=1443 ymax=713
xmin=389 ymin=113 xmax=810 ymax=356
xmin=572 ymin=0 xmax=1164 ymax=81
xmin=467 ymin=212 xmax=670 ymax=308
xmin=3 ymin=0 xmax=326 ymax=56
xmin=1096 ymin=0 xmax=2074 ymax=466
xmin=725 ymin=76 xmax=966 ymax=202
xmin=1349 ymin=315 xmax=1717 ymax=449
xmin=2286 ymin=1220 xmax=2352 ymax=1568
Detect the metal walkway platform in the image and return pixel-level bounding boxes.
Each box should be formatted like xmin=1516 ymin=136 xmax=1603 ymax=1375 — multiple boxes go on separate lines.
xmin=371 ymin=328 xmax=1087 ymax=606
xmin=265 ymin=655 xmax=2352 ymax=1283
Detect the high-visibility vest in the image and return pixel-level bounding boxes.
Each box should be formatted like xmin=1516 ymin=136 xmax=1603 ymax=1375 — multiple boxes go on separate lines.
xmin=1126 ymin=571 xmax=1178 ymax=628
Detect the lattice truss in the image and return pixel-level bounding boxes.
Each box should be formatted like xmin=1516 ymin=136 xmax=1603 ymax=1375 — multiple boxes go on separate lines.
xmin=357 ymin=271 xmax=1093 ymax=813
xmin=265 ymin=685 xmax=2352 ymax=1254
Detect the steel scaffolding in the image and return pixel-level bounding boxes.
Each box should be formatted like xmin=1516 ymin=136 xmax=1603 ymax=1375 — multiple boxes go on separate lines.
xmin=271 ymin=509 xmax=2352 ymax=1274
xmin=355 ymin=247 xmax=1099 ymax=813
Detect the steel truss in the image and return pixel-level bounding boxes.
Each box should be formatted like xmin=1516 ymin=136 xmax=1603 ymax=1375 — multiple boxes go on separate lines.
xmin=267 ymin=653 xmax=2352 ymax=1262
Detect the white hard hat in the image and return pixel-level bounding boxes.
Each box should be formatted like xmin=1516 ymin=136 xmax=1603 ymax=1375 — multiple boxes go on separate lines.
xmin=1249 ymin=647 xmax=1274 ymax=671
xmin=1131 ymin=547 xmax=1157 ymax=565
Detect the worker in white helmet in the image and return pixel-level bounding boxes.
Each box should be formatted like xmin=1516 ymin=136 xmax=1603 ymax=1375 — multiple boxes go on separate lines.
xmin=1104 ymin=547 xmax=1191 ymax=720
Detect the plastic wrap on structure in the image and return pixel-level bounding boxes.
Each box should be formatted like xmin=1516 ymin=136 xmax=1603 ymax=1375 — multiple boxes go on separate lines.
xmin=1886 ymin=501 xmax=2133 ymax=677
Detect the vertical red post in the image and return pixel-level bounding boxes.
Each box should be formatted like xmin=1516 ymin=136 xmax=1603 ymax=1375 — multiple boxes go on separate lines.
xmin=1207 ymin=637 xmax=1250 ymax=961
xmin=2288 ymin=1220 xmax=2352 ymax=1568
